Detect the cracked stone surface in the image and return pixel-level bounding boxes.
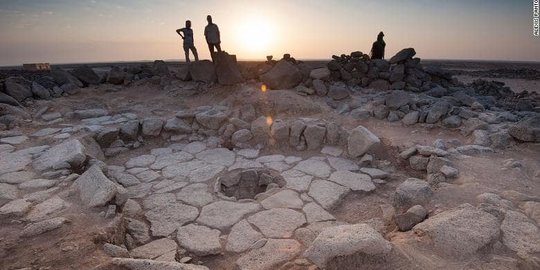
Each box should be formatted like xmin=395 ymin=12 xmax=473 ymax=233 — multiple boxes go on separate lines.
xmin=328 ymin=170 xmax=375 ymax=192
xmin=176 ymin=183 xmax=214 ymax=207
xmin=293 ymin=159 xmax=331 ymax=178
xmin=226 ymin=219 xmax=265 ymax=253
xmin=144 ymin=203 xmax=199 ymax=236
xmin=247 ymin=208 xmax=306 ymax=238
xmin=260 ymin=189 xmax=304 ymax=209
xmin=236 ymin=239 xmax=302 ymax=270
xmin=197 ymin=201 xmax=261 ymax=230
xmin=176 ymin=224 xmax=222 ymax=256
xmin=308 ymin=180 xmax=350 ymax=210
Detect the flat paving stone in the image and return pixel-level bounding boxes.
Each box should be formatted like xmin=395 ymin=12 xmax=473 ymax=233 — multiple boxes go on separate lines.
xmin=303 ymin=202 xmax=336 ymax=224
xmin=247 ymin=208 xmax=306 ymax=238
xmin=237 ymin=149 xmax=259 ymax=159
xmin=255 ymin=155 xmax=285 ymax=163
xmin=261 ymin=189 xmax=304 ymax=209
xmin=19 ymin=179 xmax=57 ymax=191
xmin=162 ymin=160 xmax=205 ymax=178
xmin=142 ymin=193 xmax=177 ymax=209
xmin=1 ymin=153 xmax=32 ymax=175
xmin=0 ymin=199 xmax=32 ymax=218
xmin=0 ymin=144 xmax=15 ymax=153
xmin=308 ymin=180 xmax=350 ymax=210
xmin=112 ymin=258 xmax=210 ymax=270
xmin=26 ymin=196 xmax=68 ymax=221
xmin=196 ymin=148 xmax=236 ymax=166
xmin=188 ymin=164 xmax=225 ymax=182
xmin=183 ymin=141 xmax=207 ymax=154
xmin=197 ymin=201 xmax=261 ymax=231
xmin=130 ymin=238 xmax=178 ymax=259
xmin=263 ymin=161 xmax=291 ymax=172
xmin=176 ymin=224 xmax=222 ymax=256
xmin=176 ymin=183 xmax=214 ymax=207
xmin=0 ymin=171 xmax=36 ymax=184
xmin=31 ymin=128 xmax=61 ymax=137
xmin=154 ymin=181 xmax=189 ymax=194
xmin=0 ymin=135 xmax=28 ymax=145
xmin=136 ymin=170 xmax=161 ymax=182
xmin=144 ymin=203 xmax=199 ymax=237
xmin=327 ymin=157 xmax=359 ymax=171
xmin=293 ymin=159 xmax=331 ymax=178
xmin=20 ymin=217 xmax=67 ymax=237
xmin=150 ymin=151 xmax=193 ymax=170
xmin=284 ymin=175 xmax=313 ymax=192
xmin=321 ymin=146 xmax=343 ymax=157
xmin=360 ymin=167 xmax=389 ymax=179
xmin=226 ymin=219 xmax=265 ymax=253
xmin=284 ymin=156 xmax=302 ymax=164
xmin=125 ymin=155 xmax=156 ymax=169
xmin=236 ymin=239 xmax=302 ymax=270
xmin=328 ymin=170 xmax=375 ymax=192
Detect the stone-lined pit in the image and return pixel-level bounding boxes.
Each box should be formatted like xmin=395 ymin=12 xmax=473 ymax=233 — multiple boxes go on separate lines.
xmin=217 ymin=168 xmax=286 ymax=200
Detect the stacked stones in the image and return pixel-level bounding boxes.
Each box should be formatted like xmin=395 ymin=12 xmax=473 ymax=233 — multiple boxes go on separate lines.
xmin=323 ymin=48 xmax=456 ymax=91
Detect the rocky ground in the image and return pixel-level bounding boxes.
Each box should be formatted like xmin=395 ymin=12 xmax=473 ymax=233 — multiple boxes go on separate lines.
xmin=0 ymin=51 xmax=539 ymax=270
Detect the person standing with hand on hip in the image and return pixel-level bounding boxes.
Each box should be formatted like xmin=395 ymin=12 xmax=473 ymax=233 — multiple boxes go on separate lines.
xmin=176 ymin=20 xmax=199 ymax=63
xmin=204 ymin=15 xmax=221 ymax=62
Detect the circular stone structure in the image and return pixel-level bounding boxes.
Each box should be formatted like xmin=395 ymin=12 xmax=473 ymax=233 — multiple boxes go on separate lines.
xmin=217 ymin=168 xmax=286 ymax=200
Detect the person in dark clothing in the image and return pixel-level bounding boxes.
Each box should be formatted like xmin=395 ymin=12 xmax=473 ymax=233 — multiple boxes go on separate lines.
xmin=204 ymin=15 xmax=221 ymax=61
xmin=176 ymin=20 xmax=199 ymax=63
xmin=370 ymin=31 xmax=386 ymax=60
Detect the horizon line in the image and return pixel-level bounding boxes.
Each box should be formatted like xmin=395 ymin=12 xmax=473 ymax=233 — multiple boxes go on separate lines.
xmin=2 ymin=57 xmax=540 ymax=68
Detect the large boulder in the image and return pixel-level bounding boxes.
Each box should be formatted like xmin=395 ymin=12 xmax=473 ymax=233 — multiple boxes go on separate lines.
xmin=4 ymin=77 xmax=33 ymax=102
xmin=385 ymin=90 xmax=410 ymax=110
xmin=74 ymin=165 xmax=118 ymax=207
xmin=195 ymin=108 xmax=227 ymax=130
xmin=310 ymin=68 xmax=331 ymax=80
xmin=500 ymin=210 xmax=540 ymax=254
xmin=369 ymin=79 xmax=391 ymax=91
xmin=214 ymin=52 xmax=244 ymax=85
xmin=508 ymin=116 xmax=540 ymax=142
xmin=190 ymin=60 xmax=216 ymax=83
xmin=0 ymin=92 xmax=21 ymax=107
xmin=390 ymin=48 xmax=416 ymax=64
xmin=31 ymin=82 xmax=52 ymax=100
xmin=394 ymin=178 xmax=433 ymax=209
xmin=347 ymin=125 xmax=380 ymax=158
xmin=32 ymin=139 xmax=86 ymax=172
xmin=70 ymin=66 xmax=101 ymax=86
xmin=328 ymin=84 xmax=350 ymax=100
xmin=50 ymin=69 xmax=84 ymax=88
xmin=260 ymin=60 xmax=302 ymax=90
xmin=413 ymin=204 xmax=500 ymax=258
xmin=152 ymin=60 xmax=170 ymax=76
xmin=426 ymin=101 xmax=451 ymax=124
xmin=304 ymin=224 xmax=392 ymax=269
xmin=107 ymin=66 xmax=126 ymax=85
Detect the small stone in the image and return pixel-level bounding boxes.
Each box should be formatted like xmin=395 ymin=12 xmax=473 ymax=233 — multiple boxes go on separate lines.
xmin=20 ymin=217 xmax=68 ymax=237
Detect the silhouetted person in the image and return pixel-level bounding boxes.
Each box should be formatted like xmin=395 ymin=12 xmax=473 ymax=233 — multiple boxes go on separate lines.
xmin=370 ymin=31 xmax=386 ymax=60
xmin=205 ymin=15 xmax=221 ymax=61
xmin=176 ymin=20 xmax=199 ymax=63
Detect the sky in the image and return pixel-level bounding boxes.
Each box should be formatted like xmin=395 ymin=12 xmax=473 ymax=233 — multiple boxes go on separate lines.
xmin=0 ymin=0 xmax=538 ymax=66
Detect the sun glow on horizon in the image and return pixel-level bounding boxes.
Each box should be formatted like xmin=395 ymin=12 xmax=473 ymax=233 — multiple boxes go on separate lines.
xmin=234 ymin=16 xmax=275 ymax=56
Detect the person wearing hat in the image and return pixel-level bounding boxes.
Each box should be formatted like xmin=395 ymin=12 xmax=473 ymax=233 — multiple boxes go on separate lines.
xmin=370 ymin=31 xmax=386 ymax=60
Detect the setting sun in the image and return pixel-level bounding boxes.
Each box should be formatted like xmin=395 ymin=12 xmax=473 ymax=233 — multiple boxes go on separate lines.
xmin=235 ymin=16 xmax=275 ymax=55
